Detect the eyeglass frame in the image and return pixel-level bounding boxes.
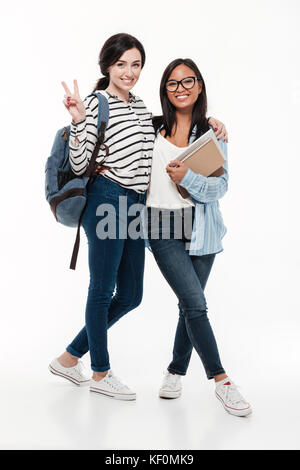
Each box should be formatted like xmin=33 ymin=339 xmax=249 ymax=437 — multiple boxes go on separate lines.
xmin=165 ymin=76 xmax=202 ymax=92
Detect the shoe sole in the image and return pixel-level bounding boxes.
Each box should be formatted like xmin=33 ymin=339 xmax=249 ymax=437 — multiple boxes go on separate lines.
xmin=159 ymin=389 xmax=181 ymax=399
xmin=48 ymin=364 xmax=90 ymax=386
xmin=215 ymin=392 xmax=252 ymax=417
xmin=90 ymin=387 xmax=136 ymax=401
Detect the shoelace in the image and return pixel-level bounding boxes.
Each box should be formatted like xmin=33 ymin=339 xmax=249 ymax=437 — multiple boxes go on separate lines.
xmin=105 ymin=371 xmax=129 ymax=391
xmin=163 ymin=372 xmax=180 ymax=388
xmin=219 ymin=382 xmax=246 ymax=406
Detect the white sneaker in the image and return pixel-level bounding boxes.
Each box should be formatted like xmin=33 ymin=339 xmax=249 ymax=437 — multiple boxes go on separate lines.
xmin=49 ymin=358 xmax=90 ymax=386
xmin=159 ymin=371 xmax=182 ymax=399
xmin=215 ymin=377 xmax=252 ymax=417
xmin=90 ymin=370 xmax=136 ymax=401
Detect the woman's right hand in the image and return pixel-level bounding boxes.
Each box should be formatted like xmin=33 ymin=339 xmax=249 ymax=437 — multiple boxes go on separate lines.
xmin=62 ymin=79 xmax=86 ymax=123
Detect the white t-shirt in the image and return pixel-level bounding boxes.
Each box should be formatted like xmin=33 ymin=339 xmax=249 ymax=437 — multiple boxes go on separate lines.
xmin=146 ymin=132 xmax=195 ymax=209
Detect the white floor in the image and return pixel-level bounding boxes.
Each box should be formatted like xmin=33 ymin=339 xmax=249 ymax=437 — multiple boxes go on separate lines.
xmin=1 ymin=248 xmax=300 ymax=450
xmin=1 ymin=349 xmax=299 ymax=450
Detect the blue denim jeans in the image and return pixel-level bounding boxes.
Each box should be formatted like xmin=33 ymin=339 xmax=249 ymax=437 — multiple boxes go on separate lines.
xmin=148 ymin=209 xmax=225 ymax=379
xmin=67 ymin=175 xmax=146 ymax=372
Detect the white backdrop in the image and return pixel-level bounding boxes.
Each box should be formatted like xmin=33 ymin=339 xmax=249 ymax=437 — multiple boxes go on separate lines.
xmin=0 ymin=0 xmax=299 ymax=450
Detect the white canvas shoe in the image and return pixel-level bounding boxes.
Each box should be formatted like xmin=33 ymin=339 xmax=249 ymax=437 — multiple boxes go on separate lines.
xmin=215 ymin=377 xmax=252 ymax=417
xmin=159 ymin=371 xmax=182 ymax=399
xmin=90 ymin=370 xmax=136 ymax=401
xmin=49 ymin=358 xmax=90 ymax=386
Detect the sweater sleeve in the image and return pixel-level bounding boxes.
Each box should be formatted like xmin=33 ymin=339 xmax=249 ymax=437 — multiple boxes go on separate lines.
xmin=178 ymin=140 xmax=229 ymax=203
xmin=69 ymin=95 xmax=102 ymax=176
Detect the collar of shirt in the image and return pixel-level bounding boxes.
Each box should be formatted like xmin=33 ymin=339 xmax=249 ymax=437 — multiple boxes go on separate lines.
xmin=106 ymin=90 xmax=137 ymax=103
xmin=157 ymin=124 xmax=197 ymax=139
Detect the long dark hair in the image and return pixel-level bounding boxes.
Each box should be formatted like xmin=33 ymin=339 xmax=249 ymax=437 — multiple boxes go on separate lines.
xmin=152 ymin=58 xmax=209 ymax=140
xmin=92 ymin=33 xmax=146 ymax=92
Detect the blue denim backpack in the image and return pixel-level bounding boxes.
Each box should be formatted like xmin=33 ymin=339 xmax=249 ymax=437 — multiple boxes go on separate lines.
xmin=45 ymin=92 xmax=109 ymax=270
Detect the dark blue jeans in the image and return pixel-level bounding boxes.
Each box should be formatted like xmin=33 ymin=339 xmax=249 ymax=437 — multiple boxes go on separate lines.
xmin=67 ymin=175 xmax=146 ymax=372
xmin=148 ymin=209 xmax=225 ymax=380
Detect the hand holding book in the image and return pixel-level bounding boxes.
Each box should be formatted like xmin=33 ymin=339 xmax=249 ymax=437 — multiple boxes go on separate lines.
xmin=166 ymin=129 xmax=226 ymax=199
xmin=166 ymin=160 xmax=188 ymax=184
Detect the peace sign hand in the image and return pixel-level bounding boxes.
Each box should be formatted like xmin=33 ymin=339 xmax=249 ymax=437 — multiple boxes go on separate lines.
xmin=62 ymin=79 xmax=86 ymax=124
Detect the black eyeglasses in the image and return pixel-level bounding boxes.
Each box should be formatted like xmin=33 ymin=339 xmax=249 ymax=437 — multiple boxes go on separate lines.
xmin=166 ymin=76 xmax=201 ymax=92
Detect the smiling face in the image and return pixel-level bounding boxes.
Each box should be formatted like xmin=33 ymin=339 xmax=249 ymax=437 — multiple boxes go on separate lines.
xmin=107 ymin=47 xmax=142 ymax=95
xmin=166 ymin=64 xmax=202 ymax=111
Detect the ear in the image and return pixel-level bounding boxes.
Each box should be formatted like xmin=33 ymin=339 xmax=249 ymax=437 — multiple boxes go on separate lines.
xmin=198 ymin=81 xmax=203 ymax=95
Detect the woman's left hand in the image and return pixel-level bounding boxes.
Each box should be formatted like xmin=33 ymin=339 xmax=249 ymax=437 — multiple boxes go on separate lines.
xmin=208 ymin=117 xmax=228 ymax=142
xmin=166 ymin=161 xmax=188 ymax=184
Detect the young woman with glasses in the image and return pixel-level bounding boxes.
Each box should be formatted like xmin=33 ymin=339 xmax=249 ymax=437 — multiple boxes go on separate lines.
xmin=49 ymin=33 xmax=228 ymax=401
xmin=146 ymin=58 xmax=252 ymax=417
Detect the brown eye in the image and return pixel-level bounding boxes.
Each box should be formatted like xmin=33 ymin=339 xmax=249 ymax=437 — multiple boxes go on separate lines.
xmin=166 ymin=81 xmax=178 ymax=92
xmin=182 ymin=78 xmax=194 ymax=85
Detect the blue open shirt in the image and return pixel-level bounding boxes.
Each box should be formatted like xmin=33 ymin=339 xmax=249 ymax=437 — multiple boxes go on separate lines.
xmin=143 ymin=125 xmax=228 ymax=256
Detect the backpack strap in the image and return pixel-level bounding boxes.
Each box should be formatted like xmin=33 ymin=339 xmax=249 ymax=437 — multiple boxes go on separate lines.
xmin=84 ymin=92 xmax=110 ymax=178
xmin=69 ymin=92 xmax=109 ymax=270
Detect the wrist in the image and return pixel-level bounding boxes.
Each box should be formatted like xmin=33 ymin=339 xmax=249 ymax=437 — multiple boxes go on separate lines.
xmin=72 ymin=118 xmax=85 ymax=125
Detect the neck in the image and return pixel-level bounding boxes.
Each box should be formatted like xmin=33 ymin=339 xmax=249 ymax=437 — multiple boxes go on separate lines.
xmin=175 ymin=108 xmax=193 ymax=128
xmin=105 ymin=84 xmax=130 ymax=104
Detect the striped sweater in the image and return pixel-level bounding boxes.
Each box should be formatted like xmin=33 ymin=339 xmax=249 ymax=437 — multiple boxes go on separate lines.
xmin=69 ymin=90 xmax=155 ymax=193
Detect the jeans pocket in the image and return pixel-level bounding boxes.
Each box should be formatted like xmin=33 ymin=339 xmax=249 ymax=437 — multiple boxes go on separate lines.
xmin=103 ymin=178 xmax=124 ymax=203
xmin=87 ymin=174 xmax=107 ymax=197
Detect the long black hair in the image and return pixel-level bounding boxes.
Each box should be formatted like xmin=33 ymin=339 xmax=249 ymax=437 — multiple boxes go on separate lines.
xmin=92 ymin=33 xmax=146 ymax=92
xmin=152 ymin=58 xmax=209 ymax=140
